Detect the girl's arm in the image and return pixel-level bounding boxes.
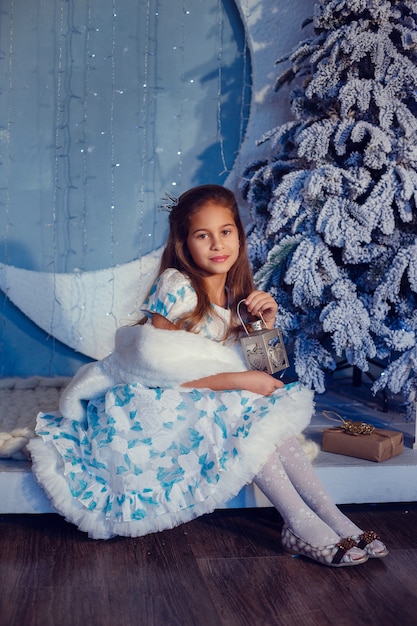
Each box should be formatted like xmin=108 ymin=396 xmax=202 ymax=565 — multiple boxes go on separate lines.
xmin=181 ymin=370 xmax=283 ymax=396
xmin=151 ymin=312 xmax=178 ymax=331
xmin=151 ymin=313 xmax=284 ymax=396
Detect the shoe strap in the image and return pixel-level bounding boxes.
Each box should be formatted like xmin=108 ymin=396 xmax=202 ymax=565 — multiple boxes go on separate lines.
xmin=333 ymin=537 xmax=358 ymax=564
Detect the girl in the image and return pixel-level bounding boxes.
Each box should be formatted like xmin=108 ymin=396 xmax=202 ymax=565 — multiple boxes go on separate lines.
xmin=28 ymin=184 xmax=387 ymax=566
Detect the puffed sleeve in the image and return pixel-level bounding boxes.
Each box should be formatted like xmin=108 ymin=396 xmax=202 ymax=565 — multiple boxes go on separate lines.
xmin=141 ymin=268 xmax=197 ymax=323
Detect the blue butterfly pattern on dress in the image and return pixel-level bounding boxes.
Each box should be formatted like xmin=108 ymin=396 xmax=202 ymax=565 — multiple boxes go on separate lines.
xmin=36 ymin=379 xmax=293 ymax=521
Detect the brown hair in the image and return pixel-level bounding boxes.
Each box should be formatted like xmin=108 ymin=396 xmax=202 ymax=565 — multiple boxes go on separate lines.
xmin=146 ymin=184 xmax=255 ymax=338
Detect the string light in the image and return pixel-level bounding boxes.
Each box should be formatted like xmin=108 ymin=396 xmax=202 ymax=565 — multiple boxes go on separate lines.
xmin=135 ymin=0 xmax=153 ymax=315
xmin=216 ymin=0 xmax=228 ymax=175
xmin=0 ymin=0 xmax=15 ymax=376
xmin=2 ymin=0 xmax=14 ymax=263
xmin=106 ymin=0 xmax=118 ymax=330
xmin=46 ymin=0 xmax=67 ymax=372
xmin=80 ymin=0 xmax=93 ymax=265
xmin=110 ymin=0 xmax=117 ymax=267
xmin=239 ymin=0 xmax=251 ymax=147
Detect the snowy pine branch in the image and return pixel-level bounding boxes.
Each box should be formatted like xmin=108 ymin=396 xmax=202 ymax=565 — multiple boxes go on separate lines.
xmin=242 ymin=0 xmax=417 ymax=417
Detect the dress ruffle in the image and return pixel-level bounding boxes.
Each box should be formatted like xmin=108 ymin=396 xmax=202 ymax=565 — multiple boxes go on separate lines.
xmin=28 ymin=381 xmax=313 ymax=539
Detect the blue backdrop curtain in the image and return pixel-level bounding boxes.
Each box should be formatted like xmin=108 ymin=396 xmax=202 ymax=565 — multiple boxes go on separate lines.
xmin=0 ymin=0 xmax=251 ymax=376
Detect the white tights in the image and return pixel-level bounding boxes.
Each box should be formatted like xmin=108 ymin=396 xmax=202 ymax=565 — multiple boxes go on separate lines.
xmin=254 ymin=435 xmax=362 ymax=547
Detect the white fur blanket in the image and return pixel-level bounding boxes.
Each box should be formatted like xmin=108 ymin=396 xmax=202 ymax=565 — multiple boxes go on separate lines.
xmin=1 ymin=324 xmax=319 ymax=461
xmin=59 ymin=323 xmax=247 ymax=421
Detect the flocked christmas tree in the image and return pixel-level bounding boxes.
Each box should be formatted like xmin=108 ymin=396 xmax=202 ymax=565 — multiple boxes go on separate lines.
xmin=241 ymin=0 xmax=417 ymax=420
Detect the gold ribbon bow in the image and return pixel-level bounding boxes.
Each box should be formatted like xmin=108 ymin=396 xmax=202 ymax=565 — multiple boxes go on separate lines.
xmin=322 ymin=411 xmax=375 ymax=436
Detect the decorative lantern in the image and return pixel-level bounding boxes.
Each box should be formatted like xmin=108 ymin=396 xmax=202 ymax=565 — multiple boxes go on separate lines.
xmin=237 ymin=300 xmax=289 ymax=375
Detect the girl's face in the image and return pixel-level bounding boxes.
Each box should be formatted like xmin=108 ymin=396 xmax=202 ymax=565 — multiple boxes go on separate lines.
xmin=186 ymin=201 xmax=240 ymax=276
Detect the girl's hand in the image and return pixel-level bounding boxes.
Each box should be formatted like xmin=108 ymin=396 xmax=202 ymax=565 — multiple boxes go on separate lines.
xmin=244 ymin=291 xmax=278 ymax=329
xmin=236 ymin=371 xmax=284 ymax=396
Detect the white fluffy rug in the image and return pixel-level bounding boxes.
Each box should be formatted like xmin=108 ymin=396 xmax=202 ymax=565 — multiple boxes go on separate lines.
xmin=0 ymin=376 xmax=319 ymax=461
xmin=0 ymin=377 xmax=70 ymax=460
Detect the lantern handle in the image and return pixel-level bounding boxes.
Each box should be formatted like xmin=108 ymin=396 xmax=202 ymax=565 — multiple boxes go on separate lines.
xmin=237 ymin=299 xmax=267 ymax=336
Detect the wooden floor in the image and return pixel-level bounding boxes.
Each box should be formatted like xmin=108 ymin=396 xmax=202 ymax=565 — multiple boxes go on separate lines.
xmin=1 ymin=504 xmax=417 ymax=626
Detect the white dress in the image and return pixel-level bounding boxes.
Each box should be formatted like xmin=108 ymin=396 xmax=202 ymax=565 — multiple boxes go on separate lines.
xmin=28 ymin=269 xmax=314 ymax=539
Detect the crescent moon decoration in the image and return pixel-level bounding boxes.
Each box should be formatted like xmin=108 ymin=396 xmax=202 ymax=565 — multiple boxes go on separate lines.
xmin=0 ymin=0 xmax=300 ymax=366
xmin=0 ymin=249 xmax=162 ymax=360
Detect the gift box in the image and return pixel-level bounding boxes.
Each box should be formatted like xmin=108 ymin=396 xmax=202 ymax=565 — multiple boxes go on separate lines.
xmin=322 ymin=426 xmax=404 ymax=462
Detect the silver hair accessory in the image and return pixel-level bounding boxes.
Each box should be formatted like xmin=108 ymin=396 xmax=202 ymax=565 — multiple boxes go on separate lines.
xmin=237 ymin=299 xmax=289 ymax=376
xmin=159 ymin=192 xmax=179 ymax=212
